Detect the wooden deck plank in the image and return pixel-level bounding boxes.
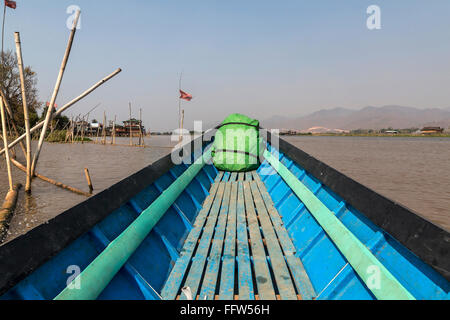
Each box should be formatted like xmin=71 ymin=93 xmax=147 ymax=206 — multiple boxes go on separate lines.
xmin=222 ymin=171 xmax=230 ymax=182
xmin=252 ymin=172 xmax=296 ymax=254
xmin=236 ymin=181 xmax=254 ymax=300
xmin=161 ymin=172 xmax=224 ymax=300
xmin=238 ymin=173 xmax=245 ymax=181
xmin=230 ymin=172 xmax=238 ymax=182
xmin=243 ymin=181 xmax=276 ymax=300
xmin=179 ymin=182 xmax=226 ymax=300
xmin=249 ymin=181 xmax=298 ymax=300
xmin=252 ymin=172 xmax=316 ymax=300
xmin=219 ymin=182 xmax=238 ymax=300
xmin=199 ymin=183 xmax=232 ymax=300
xmin=245 ymin=172 xmax=253 ymax=181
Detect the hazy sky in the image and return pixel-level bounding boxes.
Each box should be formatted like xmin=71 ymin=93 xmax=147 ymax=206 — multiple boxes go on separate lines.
xmin=3 ymin=0 xmax=450 ymax=130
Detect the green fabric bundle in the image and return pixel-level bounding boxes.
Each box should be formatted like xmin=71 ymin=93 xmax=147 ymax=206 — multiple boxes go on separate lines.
xmin=212 ymin=114 xmax=261 ymax=172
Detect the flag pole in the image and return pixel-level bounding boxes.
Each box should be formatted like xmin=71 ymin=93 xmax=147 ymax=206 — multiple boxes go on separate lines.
xmin=178 ymin=71 xmax=183 ymax=142
xmin=1 ymin=2 xmax=6 ymax=73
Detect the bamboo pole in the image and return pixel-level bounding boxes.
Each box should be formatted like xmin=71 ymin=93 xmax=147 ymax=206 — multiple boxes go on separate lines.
xmin=129 ymin=103 xmax=132 ymax=146
xmin=101 ymin=111 xmax=106 ymax=145
xmin=0 ymin=68 xmax=122 ymax=155
xmin=30 ymin=10 xmax=81 ymax=177
xmin=0 ymin=88 xmax=27 ymax=156
xmin=139 ymin=108 xmax=144 ymax=146
xmin=0 ymin=97 xmax=13 ymax=191
xmin=0 ymin=183 xmax=22 ymax=242
xmin=10 ymin=157 xmax=91 ymax=197
xmin=111 ymin=115 xmax=116 ymax=145
xmin=80 ymin=116 xmax=85 ymax=144
xmin=84 ymin=168 xmax=93 ymax=194
xmin=14 ymin=32 xmax=32 ymax=193
xmin=95 ymin=120 xmax=100 ymax=143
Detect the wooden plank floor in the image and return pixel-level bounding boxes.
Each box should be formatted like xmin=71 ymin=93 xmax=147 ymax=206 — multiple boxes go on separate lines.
xmin=161 ymin=171 xmax=315 ymax=300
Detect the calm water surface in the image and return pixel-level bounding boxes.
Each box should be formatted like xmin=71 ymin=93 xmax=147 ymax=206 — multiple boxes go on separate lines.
xmin=1 ymin=136 xmax=449 ymax=244
xmin=0 ymin=136 xmax=177 ymax=242
xmin=284 ymin=136 xmax=450 ymax=231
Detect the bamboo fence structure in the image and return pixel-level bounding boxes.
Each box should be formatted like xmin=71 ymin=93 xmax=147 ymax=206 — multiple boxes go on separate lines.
xmin=0 ymin=68 xmax=122 ymax=156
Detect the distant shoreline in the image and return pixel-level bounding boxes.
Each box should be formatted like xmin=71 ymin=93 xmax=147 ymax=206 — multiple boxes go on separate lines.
xmin=281 ymin=133 xmax=450 ymax=138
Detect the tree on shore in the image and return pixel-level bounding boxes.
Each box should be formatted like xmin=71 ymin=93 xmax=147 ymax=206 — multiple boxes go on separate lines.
xmin=0 ymin=50 xmax=41 ymax=131
xmin=39 ymin=106 xmax=70 ymax=131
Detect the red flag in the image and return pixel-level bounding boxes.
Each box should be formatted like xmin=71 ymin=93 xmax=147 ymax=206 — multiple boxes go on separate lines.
xmin=4 ymin=0 xmax=17 ymax=9
xmin=179 ymin=90 xmax=193 ymax=101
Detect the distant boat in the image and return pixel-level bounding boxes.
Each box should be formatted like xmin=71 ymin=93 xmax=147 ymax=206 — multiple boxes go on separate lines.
xmin=0 ymin=127 xmax=448 ymax=300
xmin=420 ymin=127 xmax=444 ymax=134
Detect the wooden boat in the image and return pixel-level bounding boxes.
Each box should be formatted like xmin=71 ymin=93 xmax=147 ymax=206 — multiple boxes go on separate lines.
xmin=0 ymin=129 xmax=448 ymax=300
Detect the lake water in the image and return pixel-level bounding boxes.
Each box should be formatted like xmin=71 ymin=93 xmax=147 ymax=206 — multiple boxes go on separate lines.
xmin=1 ymin=135 xmax=449 ymax=244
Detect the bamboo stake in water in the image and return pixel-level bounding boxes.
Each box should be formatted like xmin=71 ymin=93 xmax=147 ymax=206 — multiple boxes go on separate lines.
xmin=0 ymin=98 xmax=13 ymax=191
xmin=139 ymin=108 xmax=143 ymax=146
xmin=111 ymin=115 xmax=116 ymax=145
xmin=14 ymin=32 xmax=32 ymax=193
xmin=100 ymin=111 xmax=105 ymax=144
xmin=84 ymin=168 xmax=93 ymax=194
xmin=80 ymin=116 xmax=86 ymax=144
xmin=0 ymin=68 xmax=121 ymax=155
xmin=31 ymin=10 xmax=81 ymax=177
xmin=129 ymin=102 xmax=132 ymax=146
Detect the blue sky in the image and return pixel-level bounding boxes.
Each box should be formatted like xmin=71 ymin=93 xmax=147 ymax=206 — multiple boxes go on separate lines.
xmin=3 ymin=0 xmax=450 ymax=130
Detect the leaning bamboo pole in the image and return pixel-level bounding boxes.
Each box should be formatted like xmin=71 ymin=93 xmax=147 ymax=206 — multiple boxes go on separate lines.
xmin=0 ymin=68 xmax=122 ymax=156
xmin=0 ymin=98 xmax=13 ymax=191
xmin=0 ymin=88 xmax=27 ymax=157
xmin=10 ymin=157 xmax=91 ymax=197
xmin=31 ymin=10 xmax=81 ymax=178
xmin=14 ymin=32 xmax=32 ymax=193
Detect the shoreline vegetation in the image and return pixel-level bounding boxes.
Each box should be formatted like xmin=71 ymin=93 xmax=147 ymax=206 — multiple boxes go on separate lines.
xmin=45 ymin=130 xmax=91 ymax=143
xmin=279 ymin=128 xmax=450 ymax=138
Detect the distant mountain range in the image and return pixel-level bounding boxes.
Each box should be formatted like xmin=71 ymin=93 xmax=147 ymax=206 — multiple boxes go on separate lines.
xmin=261 ymin=106 xmax=450 ymax=131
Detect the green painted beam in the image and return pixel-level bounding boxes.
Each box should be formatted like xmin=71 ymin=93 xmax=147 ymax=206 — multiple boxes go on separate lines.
xmin=263 ymin=149 xmax=415 ymax=300
xmin=55 ymin=148 xmax=212 ymax=300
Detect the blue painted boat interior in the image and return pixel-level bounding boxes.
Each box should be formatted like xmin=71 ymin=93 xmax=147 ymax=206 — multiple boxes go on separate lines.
xmin=1 ymin=143 xmax=449 ymax=300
